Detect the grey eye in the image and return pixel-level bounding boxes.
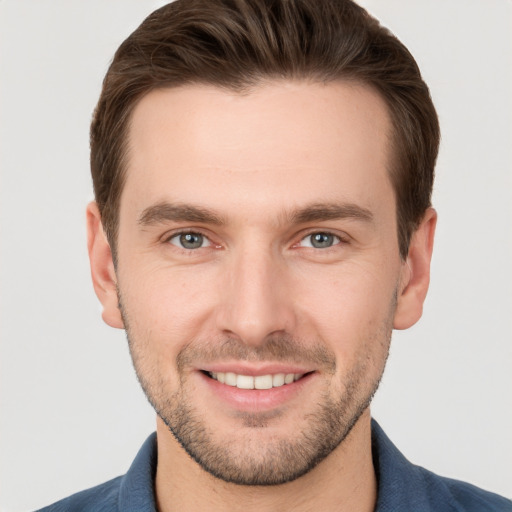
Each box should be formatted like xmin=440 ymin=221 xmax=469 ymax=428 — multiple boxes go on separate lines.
xmin=169 ymin=232 xmax=210 ymax=249
xmin=300 ymin=232 xmax=340 ymax=249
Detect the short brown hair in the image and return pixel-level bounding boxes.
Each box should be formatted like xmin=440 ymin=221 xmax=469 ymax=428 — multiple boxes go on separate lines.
xmin=91 ymin=0 xmax=439 ymax=260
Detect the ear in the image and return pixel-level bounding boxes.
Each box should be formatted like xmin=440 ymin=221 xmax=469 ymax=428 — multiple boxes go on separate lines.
xmin=393 ymin=208 xmax=437 ymax=330
xmin=86 ymin=202 xmax=124 ymax=329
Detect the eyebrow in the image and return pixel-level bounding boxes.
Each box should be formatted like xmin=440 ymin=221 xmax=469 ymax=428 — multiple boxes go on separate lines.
xmin=288 ymin=202 xmax=374 ymax=225
xmin=137 ymin=201 xmax=374 ymax=227
xmin=138 ymin=202 xmax=225 ymax=226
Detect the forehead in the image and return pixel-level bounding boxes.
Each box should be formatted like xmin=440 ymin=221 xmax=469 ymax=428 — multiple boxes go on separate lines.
xmin=123 ymin=81 xmax=393 ymax=221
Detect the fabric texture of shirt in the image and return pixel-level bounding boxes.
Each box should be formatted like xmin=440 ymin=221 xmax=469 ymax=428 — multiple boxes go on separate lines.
xmin=36 ymin=419 xmax=512 ymax=511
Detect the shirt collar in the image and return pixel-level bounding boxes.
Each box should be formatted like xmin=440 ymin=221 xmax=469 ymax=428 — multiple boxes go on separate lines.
xmin=118 ymin=432 xmax=158 ymax=512
xmin=371 ymin=418 xmax=457 ymax=511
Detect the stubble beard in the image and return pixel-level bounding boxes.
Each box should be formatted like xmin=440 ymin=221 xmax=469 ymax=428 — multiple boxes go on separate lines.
xmin=121 ymin=300 xmax=393 ymax=486
xmin=153 ymin=366 xmax=384 ymax=486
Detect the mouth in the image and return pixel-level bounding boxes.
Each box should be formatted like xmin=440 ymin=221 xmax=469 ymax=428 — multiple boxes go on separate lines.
xmin=198 ymin=367 xmax=316 ymax=411
xmin=204 ymin=371 xmax=309 ymax=390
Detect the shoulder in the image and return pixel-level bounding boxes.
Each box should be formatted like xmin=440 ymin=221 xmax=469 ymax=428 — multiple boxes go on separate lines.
xmin=416 ymin=465 xmax=512 ymax=512
xmin=33 ymin=433 xmax=157 ymax=512
xmin=34 ymin=476 xmax=123 ymax=512
xmin=371 ymin=419 xmax=512 ymax=512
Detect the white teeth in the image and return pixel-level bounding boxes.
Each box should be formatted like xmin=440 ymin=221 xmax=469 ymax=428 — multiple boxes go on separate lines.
xmin=209 ymin=371 xmax=304 ymax=389
xmin=254 ymin=374 xmax=273 ymax=390
xmin=284 ymin=373 xmax=294 ymax=384
xmin=236 ymin=374 xmax=255 ymax=389
xmin=272 ymin=373 xmax=285 ymax=387
xmin=225 ymin=372 xmax=237 ymax=386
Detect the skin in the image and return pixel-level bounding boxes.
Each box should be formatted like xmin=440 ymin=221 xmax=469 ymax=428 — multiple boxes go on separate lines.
xmin=87 ymin=81 xmax=436 ymax=512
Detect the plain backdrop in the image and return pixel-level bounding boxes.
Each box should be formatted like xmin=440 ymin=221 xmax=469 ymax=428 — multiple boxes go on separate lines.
xmin=1 ymin=1 xmax=511 ymax=510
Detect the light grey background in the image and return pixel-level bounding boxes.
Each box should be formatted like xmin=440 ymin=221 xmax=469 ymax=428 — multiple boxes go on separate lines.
xmin=1 ymin=1 xmax=511 ymax=511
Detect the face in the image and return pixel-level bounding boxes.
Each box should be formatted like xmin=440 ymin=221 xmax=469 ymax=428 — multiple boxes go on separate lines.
xmin=95 ymin=81 xmax=419 ymax=485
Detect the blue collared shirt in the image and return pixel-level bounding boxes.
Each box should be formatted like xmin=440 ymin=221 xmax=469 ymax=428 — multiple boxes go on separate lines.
xmin=36 ymin=420 xmax=512 ymax=511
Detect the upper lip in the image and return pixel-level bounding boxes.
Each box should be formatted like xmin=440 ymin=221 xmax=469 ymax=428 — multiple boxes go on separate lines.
xmin=198 ymin=363 xmax=315 ymax=376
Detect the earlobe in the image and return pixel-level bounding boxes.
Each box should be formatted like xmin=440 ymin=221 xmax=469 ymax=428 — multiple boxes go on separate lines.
xmin=393 ymin=208 xmax=437 ymax=330
xmin=86 ymin=202 xmax=124 ymax=329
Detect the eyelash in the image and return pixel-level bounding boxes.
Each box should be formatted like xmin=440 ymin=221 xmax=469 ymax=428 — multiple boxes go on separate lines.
xmin=297 ymin=232 xmax=344 ymax=249
xmin=165 ymin=230 xmax=213 ymax=250
xmin=163 ymin=229 xmax=349 ymax=252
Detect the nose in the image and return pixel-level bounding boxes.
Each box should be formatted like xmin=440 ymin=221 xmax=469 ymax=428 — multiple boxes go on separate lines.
xmin=215 ymin=244 xmax=296 ymax=346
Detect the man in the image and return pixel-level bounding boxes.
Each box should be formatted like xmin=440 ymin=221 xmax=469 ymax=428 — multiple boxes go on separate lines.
xmin=36 ymin=0 xmax=511 ymax=510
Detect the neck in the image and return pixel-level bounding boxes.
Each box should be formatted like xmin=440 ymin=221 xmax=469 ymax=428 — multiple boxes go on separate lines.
xmin=155 ymin=409 xmax=377 ymax=512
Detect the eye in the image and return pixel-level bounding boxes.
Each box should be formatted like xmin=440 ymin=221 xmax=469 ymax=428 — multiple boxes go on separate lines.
xmin=299 ymin=232 xmax=341 ymax=249
xmin=168 ymin=232 xmax=211 ymax=250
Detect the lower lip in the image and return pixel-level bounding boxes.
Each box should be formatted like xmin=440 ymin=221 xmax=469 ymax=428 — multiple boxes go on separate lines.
xmin=198 ymin=371 xmax=315 ymax=412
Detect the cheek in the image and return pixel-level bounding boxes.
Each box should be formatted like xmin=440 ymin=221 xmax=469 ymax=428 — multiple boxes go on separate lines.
xmin=292 ymin=262 xmax=397 ymax=353
xmin=119 ymin=262 xmax=219 ymax=346
xmin=119 ymin=269 xmax=218 ymax=393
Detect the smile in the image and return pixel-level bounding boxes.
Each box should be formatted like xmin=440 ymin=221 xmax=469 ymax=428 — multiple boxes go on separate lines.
xmin=208 ymin=371 xmax=304 ymax=390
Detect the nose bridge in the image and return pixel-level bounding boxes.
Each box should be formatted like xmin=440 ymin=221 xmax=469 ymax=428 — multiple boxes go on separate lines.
xmin=216 ymin=239 xmax=293 ymax=345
